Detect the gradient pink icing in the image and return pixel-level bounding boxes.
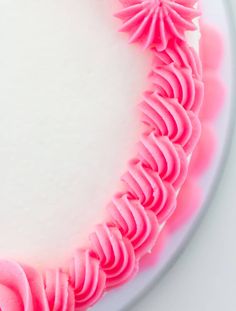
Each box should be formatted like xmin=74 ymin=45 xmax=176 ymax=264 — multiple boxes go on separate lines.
xmin=0 ymin=1 xmax=204 ymax=310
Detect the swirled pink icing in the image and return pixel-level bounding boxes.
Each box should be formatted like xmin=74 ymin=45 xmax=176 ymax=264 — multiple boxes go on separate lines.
xmin=149 ymin=62 xmax=203 ymax=113
xmin=89 ymin=225 xmax=137 ymax=288
xmin=0 ymin=261 xmax=78 ymax=311
xmin=44 ymin=269 xmax=75 ymax=311
xmin=0 ymin=261 xmax=48 ymax=311
xmin=140 ymin=91 xmax=201 ymax=154
xmin=107 ymin=194 xmax=160 ymax=257
xmin=167 ymin=23 xmax=225 ymax=233
xmin=122 ymin=159 xmax=176 ymax=222
xmin=69 ymin=249 xmax=106 ymax=310
xmin=138 ymin=133 xmax=188 ymax=189
xmin=115 ymin=0 xmax=200 ymax=50
xmin=153 ymin=38 xmax=202 ymax=79
xmin=0 ymin=1 xmax=204 ymax=310
xmin=140 ymin=22 xmax=226 ymax=268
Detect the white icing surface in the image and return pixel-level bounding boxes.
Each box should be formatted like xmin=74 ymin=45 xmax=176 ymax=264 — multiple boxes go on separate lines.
xmin=0 ymin=0 xmax=151 ymax=268
xmin=0 ymin=0 xmax=199 ymax=268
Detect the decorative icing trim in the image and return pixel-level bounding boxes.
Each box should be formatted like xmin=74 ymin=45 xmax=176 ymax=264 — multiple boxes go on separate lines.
xmin=0 ymin=1 xmax=203 ymax=310
xmin=140 ymin=22 xmax=226 ymax=269
xmin=115 ymin=0 xmax=200 ymax=50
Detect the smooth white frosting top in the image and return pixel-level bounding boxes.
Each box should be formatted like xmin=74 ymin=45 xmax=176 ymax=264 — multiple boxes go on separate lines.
xmin=0 ymin=0 xmax=152 ymax=267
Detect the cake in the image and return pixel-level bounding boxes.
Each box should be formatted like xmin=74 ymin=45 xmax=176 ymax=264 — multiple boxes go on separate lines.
xmin=0 ymin=0 xmax=206 ymax=310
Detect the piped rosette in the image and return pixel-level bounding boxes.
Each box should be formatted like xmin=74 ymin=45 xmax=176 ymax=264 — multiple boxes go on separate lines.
xmin=115 ymin=0 xmax=200 ymax=50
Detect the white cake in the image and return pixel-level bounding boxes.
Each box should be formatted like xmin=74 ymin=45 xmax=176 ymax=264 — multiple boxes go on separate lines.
xmin=0 ymin=0 xmax=199 ymax=268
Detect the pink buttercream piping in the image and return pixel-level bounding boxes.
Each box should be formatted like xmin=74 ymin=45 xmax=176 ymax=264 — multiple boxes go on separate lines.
xmin=44 ymin=269 xmax=75 ymax=311
xmin=68 ymin=250 xmax=106 ymax=310
xmin=0 ymin=261 xmax=49 ymax=311
xmin=0 ymin=1 xmax=204 ymax=310
xmin=115 ymin=0 xmax=200 ymax=50
xmin=140 ymin=22 xmax=226 ymax=269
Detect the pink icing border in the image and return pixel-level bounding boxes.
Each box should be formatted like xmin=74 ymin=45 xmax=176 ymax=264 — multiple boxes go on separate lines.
xmin=0 ymin=1 xmax=204 ymax=310
xmin=141 ymin=22 xmax=226 ymax=269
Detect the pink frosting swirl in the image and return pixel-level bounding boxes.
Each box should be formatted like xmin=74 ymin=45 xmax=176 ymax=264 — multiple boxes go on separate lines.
xmin=44 ymin=269 xmax=75 ymax=311
xmin=68 ymin=249 xmax=106 ymax=310
xmin=153 ymin=38 xmax=202 ymax=79
xmin=115 ymin=0 xmax=200 ymax=50
xmin=138 ymin=132 xmax=188 ymax=189
xmin=140 ymin=91 xmax=201 ymax=154
xmin=0 ymin=261 xmax=77 ymax=311
xmin=0 ymin=260 xmax=48 ymax=311
xmin=89 ymin=225 xmax=137 ymax=289
xmin=122 ymin=159 xmax=176 ymax=222
xmin=107 ymin=194 xmax=160 ymax=258
xmin=149 ymin=62 xmax=204 ymax=113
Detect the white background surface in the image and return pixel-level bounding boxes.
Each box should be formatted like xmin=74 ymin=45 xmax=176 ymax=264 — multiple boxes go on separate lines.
xmin=130 ymin=2 xmax=236 ymax=310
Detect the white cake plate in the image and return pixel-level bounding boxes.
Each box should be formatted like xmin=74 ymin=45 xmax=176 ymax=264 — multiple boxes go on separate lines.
xmin=94 ymin=1 xmax=235 ymax=310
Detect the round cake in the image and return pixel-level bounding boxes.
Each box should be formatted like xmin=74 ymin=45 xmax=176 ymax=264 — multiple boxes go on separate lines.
xmin=0 ymin=0 xmax=205 ymax=310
